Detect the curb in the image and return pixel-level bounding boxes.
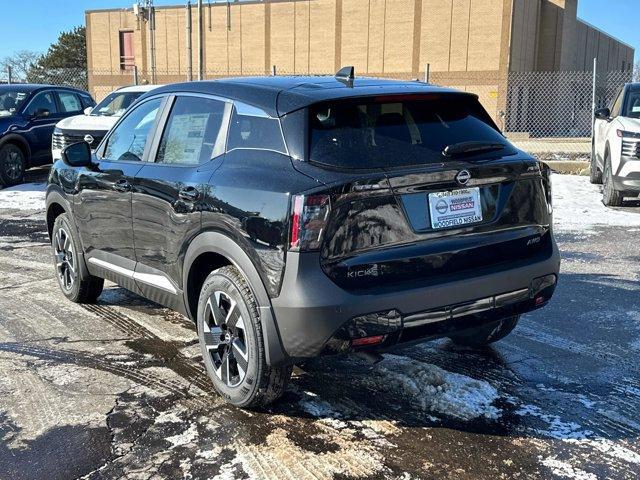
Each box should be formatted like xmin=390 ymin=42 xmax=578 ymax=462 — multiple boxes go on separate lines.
xmin=544 ymin=160 xmax=589 ymax=176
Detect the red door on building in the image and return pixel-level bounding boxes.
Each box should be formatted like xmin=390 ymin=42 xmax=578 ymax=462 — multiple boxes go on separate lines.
xmin=119 ymin=31 xmax=134 ymax=70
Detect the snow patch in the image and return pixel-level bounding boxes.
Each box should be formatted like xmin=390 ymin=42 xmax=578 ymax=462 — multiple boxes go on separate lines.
xmin=298 ymin=391 xmax=343 ymax=419
xmin=369 ymin=354 xmax=501 ymax=420
xmin=541 ymin=456 xmax=597 ymax=480
xmin=552 ymin=174 xmax=640 ymax=233
xmin=0 ymin=183 xmax=45 ymax=211
xmin=516 ymin=404 xmax=593 ymax=439
xmin=566 ymin=438 xmax=640 ymax=465
xmin=165 ymin=423 xmax=198 ymax=448
xmin=155 ymin=409 xmax=183 ymax=425
xmin=520 ymin=404 xmax=640 ymax=467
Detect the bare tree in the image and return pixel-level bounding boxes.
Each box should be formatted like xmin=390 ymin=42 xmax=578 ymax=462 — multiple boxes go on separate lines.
xmin=0 ymin=50 xmax=40 ymax=82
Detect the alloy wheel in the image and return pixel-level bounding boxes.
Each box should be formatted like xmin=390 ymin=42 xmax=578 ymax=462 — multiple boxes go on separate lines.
xmin=54 ymin=227 xmax=76 ymax=291
xmin=604 ymin=161 xmax=613 ymax=197
xmin=2 ymin=147 xmax=24 ymax=182
xmin=202 ymin=291 xmax=249 ymax=387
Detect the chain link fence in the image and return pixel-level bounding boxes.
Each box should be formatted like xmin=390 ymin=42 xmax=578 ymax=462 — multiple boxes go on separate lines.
xmin=0 ymin=64 xmax=632 ymax=161
xmin=504 ymin=69 xmax=632 ymax=161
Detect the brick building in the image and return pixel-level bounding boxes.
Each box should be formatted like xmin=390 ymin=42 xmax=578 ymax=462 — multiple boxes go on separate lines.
xmin=86 ymin=0 xmax=633 ymax=123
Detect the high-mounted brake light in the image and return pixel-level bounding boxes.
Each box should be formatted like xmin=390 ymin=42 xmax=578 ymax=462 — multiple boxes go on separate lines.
xmin=289 ymin=194 xmax=331 ymax=251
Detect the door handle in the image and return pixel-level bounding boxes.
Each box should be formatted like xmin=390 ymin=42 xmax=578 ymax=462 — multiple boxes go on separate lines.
xmin=113 ymin=179 xmax=131 ymax=192
xmin=178 ymin=187 xmax=200 ymax=202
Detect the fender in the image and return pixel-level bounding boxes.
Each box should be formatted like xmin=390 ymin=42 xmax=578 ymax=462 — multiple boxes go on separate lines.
xmin=0 ymin=133 xmax=31 ymax=165
xmin=45 ymin=188 xmax=90 ymax=280
xmin=183 ymin=231 xmax=288 ymax=366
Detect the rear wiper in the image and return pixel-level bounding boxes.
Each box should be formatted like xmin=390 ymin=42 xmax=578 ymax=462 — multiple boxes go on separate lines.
xmin=442 ymin=141 xmax=506 ymax=158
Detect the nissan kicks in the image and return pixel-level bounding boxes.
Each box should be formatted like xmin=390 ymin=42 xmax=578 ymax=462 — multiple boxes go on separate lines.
xmin=46 ymin=72 xmax=560 ymax=407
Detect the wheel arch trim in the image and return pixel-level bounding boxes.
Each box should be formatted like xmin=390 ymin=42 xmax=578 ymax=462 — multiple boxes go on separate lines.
xmin=0 ymin=134 xmax=32 ymax=164
xmin=183 ymin=231 xmax=288 ymax=366
xmin=45 ymin=189 xmax=91 ymax=279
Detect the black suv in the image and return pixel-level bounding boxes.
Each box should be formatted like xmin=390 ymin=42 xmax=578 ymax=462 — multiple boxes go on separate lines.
xmin=0 ymin=84 xmax=95 ymax=187
xmin=46 ymin=73 xmax=559 ymax=407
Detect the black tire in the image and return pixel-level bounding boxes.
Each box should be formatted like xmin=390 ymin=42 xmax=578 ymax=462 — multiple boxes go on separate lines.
xmin=197 ymin=265 xmax=292 ymax=408
xmin=602 ymin=154 xmax=623 ymax=207
xmin=590 ymin=144 xmax=602 ymax=184
xmin=449 ymin=315 xmax=520 ymax=347
xmin=0 ymin=143 xmax=26 ymax=188
xmin=52 ymin=214 xmax=104 ymax=303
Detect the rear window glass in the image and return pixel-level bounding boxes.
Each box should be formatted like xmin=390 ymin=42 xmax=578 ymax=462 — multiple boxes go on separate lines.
xmin=309 ymin=95 xmax=513 ymax=169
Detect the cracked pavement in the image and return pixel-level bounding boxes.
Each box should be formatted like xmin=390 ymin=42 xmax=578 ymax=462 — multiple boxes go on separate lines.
xmin=0 ymin=169 xmax=640 ymax=479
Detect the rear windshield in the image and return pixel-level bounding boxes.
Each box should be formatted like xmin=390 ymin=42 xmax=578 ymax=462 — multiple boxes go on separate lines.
xmin=308 ymin=95 xmax=513 ymax=169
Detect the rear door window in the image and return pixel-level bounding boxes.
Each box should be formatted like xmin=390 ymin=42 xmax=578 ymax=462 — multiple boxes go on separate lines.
xmin=155 ymin=95 xmax=228 ymax=165
xmin=227 ymin=103 xmax=286 ymax=154
xmin=57 ymin=91 xmax=83 ymax=113
xmin=309 ymin=95 xmax=513 ymax=169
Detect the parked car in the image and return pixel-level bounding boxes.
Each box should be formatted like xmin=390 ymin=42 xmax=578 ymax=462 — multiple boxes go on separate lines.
xmin=592 ymin=82 xmax=640 ymax=206
xmin=52 ymin=84 xmax=158 ymax=161
xmin=0 ymin=84 xmax=94 ymax=187
xmin=46 ymin=72 xmax=559 ymax=408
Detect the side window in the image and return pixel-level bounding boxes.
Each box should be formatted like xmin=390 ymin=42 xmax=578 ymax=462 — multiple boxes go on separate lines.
xmin=611 ymin=89 xmax=624 ymax=118
xmin=58 ymin=92 xmax=83 ymax=113
xmin=227 ymin=103 xmax=286 ymax=153
xmin=24 ymin=91 xmax=58 ymax=116
xmin=155 ymin=96 xmax=227 ymax=166
xmin=103 ymin=98 xmax=162 ymax=162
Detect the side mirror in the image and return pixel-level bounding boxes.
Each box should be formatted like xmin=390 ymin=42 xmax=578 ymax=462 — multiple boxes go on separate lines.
xmin=32 ymin=108 xmax=50 ymax=119
xmin=595 ymin=107 xmax=611 ymax=120
xmin=62 ymin=142 xmax=92 ymax=167
xmin=84 ymin=106 xmax=93 ymax=116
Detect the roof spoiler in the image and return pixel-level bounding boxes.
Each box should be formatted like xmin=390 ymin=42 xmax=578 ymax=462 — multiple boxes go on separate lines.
xmin=335 ymin=66 xmax=355 ymax=88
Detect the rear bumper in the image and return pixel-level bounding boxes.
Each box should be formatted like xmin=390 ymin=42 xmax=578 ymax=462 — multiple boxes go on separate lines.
xmin=271 ymin=242 xmax=561 ymax=358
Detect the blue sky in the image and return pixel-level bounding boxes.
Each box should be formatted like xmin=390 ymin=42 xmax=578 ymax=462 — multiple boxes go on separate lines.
xmin=0 ymin=0 xmax=637 ymax=62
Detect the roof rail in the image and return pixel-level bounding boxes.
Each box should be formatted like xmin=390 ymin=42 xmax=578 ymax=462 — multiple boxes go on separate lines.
xmin=335 ymin=66 xmax=355 ymax=88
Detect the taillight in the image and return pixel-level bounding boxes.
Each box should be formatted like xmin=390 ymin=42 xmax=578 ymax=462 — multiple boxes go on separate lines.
xmin=289 ymin=194 xmax=331 ymax=251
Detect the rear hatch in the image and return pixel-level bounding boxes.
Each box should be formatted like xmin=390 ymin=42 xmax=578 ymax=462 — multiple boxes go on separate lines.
xmin=288 ymin=93 xmax=553 ymax=291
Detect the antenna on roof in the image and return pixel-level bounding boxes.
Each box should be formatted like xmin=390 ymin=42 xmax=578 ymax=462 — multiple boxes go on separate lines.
xmin=335 ymin=66 xmax=355 ymax=88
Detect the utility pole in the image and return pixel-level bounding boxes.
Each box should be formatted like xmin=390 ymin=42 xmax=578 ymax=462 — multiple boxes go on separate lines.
xmin=149 ymin=1 xmax=156 ymax=84
xmin=197 ymin=0 xmax=203 ymax=80
xmin=591 ymin=57 xmax=597 ymax=140
xmin=186 ymin=2 xmax=193 ymax=81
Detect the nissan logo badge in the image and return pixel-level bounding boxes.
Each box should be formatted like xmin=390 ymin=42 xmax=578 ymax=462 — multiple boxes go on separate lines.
xmin=84 ymin=134 xmax=94 ymax=145
xmin=456 ymin=170 xmax=471 ymax=185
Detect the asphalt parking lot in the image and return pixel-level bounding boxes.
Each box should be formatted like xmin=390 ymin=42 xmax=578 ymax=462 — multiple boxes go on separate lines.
xmin=1 ymin=168 xmax=640 ymax=480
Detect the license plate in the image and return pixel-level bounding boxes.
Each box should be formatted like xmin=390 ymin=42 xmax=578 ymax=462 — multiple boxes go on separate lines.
xmin=428 ymin=187 xmax=483 ymax=230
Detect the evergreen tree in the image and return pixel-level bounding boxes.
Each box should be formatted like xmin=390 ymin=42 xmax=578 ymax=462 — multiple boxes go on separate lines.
xmin=27 ymin=26 xmax=87 ymax=89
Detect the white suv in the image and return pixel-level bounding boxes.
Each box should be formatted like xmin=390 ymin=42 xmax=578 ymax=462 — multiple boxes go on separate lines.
xmin=592 ymin=83 xmax=640 ymax=206
xmin=52 ymin=84 xmax=158 ymax=160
